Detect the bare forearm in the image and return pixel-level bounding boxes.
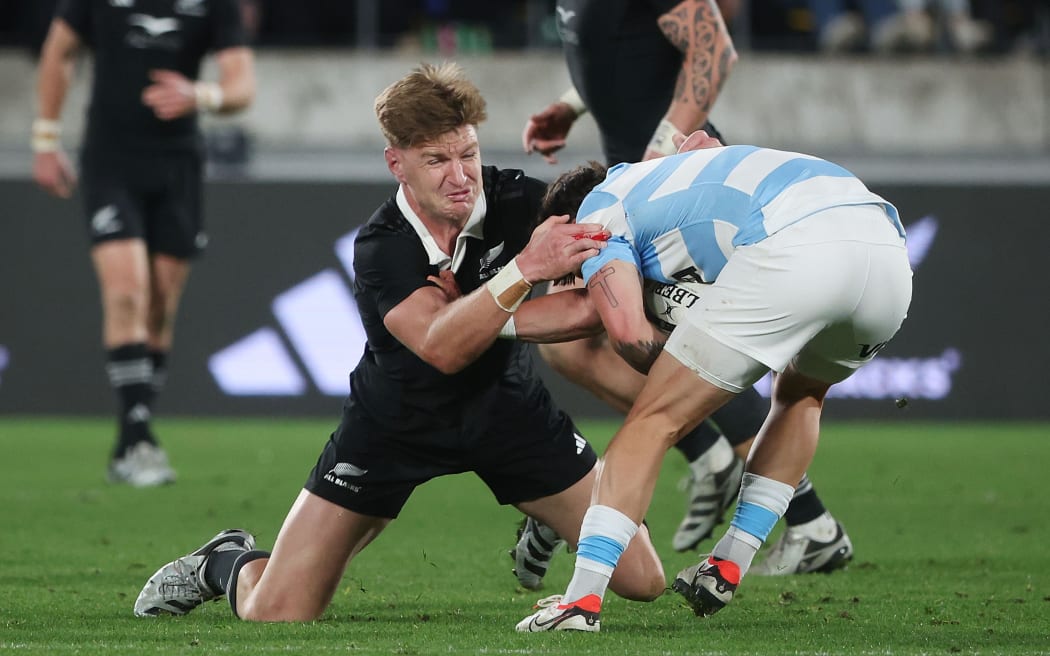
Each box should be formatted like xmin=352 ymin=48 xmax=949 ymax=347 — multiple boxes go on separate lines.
xmin=512 ymin=289 xmax=603 ymax=343
xmin=212 ymin=47 xmax=255 ymax=114
xmin=659 ymin=0 xmax=737 ymax=132
xmin=36 ymin=26 xmax=78 ymax=120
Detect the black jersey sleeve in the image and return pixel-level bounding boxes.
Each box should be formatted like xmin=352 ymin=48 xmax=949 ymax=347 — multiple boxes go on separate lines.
xmin=55 ymin=0 xmax=92 ymax=43
xmin=644 ymin=0 xmax=685 ymax=16
xmin=354 ymin=226 xmax=435 ymax=321
xmin=208 ymin=0 xmax=248 ymax=51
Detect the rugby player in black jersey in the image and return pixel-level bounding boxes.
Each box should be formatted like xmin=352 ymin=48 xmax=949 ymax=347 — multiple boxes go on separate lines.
xmin=513 ymin=0 xmax=854 ymax=577
xmin=32 ymin=0 xmax=255 ymax=487
xmin=132 ymin=63 xmax=664 ymax=622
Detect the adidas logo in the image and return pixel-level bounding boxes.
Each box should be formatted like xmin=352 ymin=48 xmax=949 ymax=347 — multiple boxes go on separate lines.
xmin=126 ymin=403 xmax=151 ymax=423
xmin=209 ymin=228 xmax=366 ymax=396
xmin=573 ymin=433 xmax=587 ymax=455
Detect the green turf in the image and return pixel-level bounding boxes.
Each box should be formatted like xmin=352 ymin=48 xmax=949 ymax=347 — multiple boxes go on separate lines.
xmin=0 ymin=418 xmax=1047 ymax=655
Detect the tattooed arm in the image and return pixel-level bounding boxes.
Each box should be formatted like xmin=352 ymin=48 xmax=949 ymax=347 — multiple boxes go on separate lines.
xmin=643 ymin=0 xmax=737 ymax=160
xmin=586 ymin=261 xmax=668 ymax=374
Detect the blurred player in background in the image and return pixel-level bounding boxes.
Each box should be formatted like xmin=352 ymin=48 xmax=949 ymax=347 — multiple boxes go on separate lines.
xmin=132 ymin=63 xmax=664 ymax=622
xmin=32 ymin=0 xmax=255 ymax=486
xmin=518 ymin=131 xmax=912 ymax=631
xmin=514 ymin=0 xmax=852 ymax=579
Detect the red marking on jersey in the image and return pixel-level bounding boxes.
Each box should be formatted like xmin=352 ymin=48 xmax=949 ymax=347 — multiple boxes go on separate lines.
xmin=558 ymin=593 xmax=603 ymax=613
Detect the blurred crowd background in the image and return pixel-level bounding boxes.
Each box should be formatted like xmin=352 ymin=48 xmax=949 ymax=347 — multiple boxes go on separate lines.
xmin=1 ymin=0 xmax=1048 ymax=56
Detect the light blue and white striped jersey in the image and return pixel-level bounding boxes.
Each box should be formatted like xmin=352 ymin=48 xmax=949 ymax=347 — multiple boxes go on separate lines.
xmin=578 ymin=145 xmax=905 ymax=286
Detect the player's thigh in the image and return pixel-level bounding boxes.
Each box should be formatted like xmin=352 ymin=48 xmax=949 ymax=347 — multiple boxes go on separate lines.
xmin=245 ymin=490 xmax=390 ymax=619
xmin=91 ymin=239 xmax=151 ymax=300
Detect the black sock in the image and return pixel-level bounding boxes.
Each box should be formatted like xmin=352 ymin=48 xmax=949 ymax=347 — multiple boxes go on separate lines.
xmin=203 ymin=549 xmax=245 ymax=594
xmin=148 ymin=349 xmax=168 ymax=408
xmin=674 ymin=421 xmax=722 ymax=462
xmin=107 ymin=343 xmax=156 ymax=458
xmin=783 ymin=474 xmax=827 ymax=526
xmin=227 ymin=550 xmax=271 ymax=619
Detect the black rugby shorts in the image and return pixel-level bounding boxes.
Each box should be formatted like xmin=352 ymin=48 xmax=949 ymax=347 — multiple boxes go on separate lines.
xmin=79 ymin=149 xmax=205 ymax=259
xmin=304 ymin=393 xmax=598 ymax=519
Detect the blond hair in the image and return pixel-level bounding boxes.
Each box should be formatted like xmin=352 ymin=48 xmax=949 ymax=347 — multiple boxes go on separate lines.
xmin=374 ymin=62 xmax=488 ymax=149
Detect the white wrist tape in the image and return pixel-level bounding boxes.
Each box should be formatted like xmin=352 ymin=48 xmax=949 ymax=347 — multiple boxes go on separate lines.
xmin=497 ymin=316 xmax=517 ymax=339
xmin=31 ymin=118 xmax=62 ymax=153
xmin=558 ymin=87 xmax=588 ymax=117
xmin=646 ymin=118 xmax=681 ymax=156
xmin=486 ymin=258 xmax=533 ymax=313
xmin=194 ymin=82 xmax=224 ymax=112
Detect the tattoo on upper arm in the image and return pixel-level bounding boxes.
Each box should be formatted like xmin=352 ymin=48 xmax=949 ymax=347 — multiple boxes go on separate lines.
xmin=658 ymin=0 xmax=734 ymax=115
xmin=587 ymin=264 xmax=620 ymax=307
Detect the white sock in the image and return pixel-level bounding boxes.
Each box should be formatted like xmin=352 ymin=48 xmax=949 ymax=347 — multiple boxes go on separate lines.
xmin=712 ymin=473 xmax=795 ymax=576
xmin=563 ymin=505 xmax=638 ymax=605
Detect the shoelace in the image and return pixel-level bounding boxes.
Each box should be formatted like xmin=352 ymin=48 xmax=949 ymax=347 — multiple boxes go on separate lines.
xmin=531 ymin=594 xmax=564 ymax=610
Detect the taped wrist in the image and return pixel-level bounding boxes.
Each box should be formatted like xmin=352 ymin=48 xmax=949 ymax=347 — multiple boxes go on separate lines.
xmin=557 ymin=87 xmax=588 ymax=117
xmin=497 ymin=315 xmax=517 ymax=339
xmin=194 ymin=82 xmax=224 ymax=112
xmin=31 ymin=118 xmax=61 ymax=153
xmin=486 ymin=258 xmax=533 ymax=313
xmin=647 ymin=118 xmax=681 ymax=156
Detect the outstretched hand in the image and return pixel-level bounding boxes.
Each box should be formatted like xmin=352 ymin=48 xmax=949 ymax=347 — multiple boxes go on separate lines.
xmin=515 ymin=214 xmax=610 ymax=283
xmin=522 ymin=102 xmax=577 ymax=164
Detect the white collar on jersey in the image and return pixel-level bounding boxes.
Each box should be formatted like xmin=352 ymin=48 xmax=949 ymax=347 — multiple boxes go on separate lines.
xmin=395 ymin=185 xmax=487 ymax=274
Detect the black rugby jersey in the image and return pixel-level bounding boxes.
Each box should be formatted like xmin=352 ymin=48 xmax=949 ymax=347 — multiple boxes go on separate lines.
xmin=556 ymin=0 xmax=685 ymax=165
xmin=349 ymin=166 xmax=550 ymax=433
xmin=57 ymin=0 xmax=246 ymax=152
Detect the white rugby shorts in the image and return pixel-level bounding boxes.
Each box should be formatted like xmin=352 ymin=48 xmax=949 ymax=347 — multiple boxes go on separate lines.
xmin=664 ymin=203 xmax=913 ymax=392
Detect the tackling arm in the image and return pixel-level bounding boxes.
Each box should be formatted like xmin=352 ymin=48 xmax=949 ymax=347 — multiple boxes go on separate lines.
xmin=384 ymin=216 xmax=610 ymax=374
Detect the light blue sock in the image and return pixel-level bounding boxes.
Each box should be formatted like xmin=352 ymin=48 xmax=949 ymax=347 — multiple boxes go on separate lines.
xmin=563 ymin=505 xmax=638 ymax=604
xmin=712 ymin=473 xmax=794 ymax=576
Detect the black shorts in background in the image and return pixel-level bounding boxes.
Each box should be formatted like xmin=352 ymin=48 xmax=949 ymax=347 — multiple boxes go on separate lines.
xmin=79 ymin=149 xmax=206 ymax=259
xmin=304 ymin=390 xmax=599 ymax=519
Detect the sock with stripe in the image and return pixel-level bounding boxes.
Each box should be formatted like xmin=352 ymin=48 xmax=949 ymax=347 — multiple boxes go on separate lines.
xmin=106 ymin=343 xmax=156 ymax=458
xmin=712 ymin=473 xmax=795 ymax=576
xmin=562 ymin=505 xmax=638 ymax=610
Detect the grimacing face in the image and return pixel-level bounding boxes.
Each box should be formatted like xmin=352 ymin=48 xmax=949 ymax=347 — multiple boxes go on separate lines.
xmin=387 ymin=125 xmax=482 ymax=226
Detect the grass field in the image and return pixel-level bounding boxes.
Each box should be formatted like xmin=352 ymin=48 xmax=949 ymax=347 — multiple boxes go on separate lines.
xmin=0 ymin=418 xmax=1048 ymax=655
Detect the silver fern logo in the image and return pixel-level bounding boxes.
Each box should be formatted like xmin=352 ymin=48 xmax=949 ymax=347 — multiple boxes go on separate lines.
xmin=479 ymin=241 xmax=504 ymax=270
xmin=330 ymin=462 xmax=368 ymax=477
